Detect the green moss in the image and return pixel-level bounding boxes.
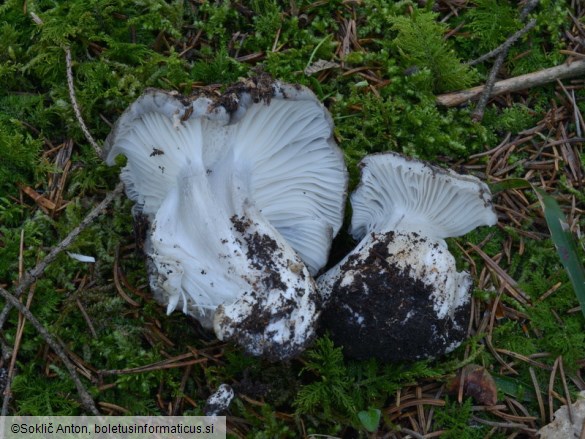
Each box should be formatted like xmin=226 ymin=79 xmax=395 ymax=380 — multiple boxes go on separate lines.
xmin=0 ymin=118 xmax=44 ymax=192
xmin=294 ymin=336 xmax=356 ymax=420
xmin=434 ymin=398 xmax=496 ymax=438
xmin=335 ymin=89 xmax=489 ymax=185
xmin=531 ymin=304 xmax=585 ymax=370
xmin=513 ymin=0 xmax=571 ymax=74
xmin=294 ymin=336 xmax=447 ymax=431
xmin=11 ymin=363 xmax=80 ymax=415
xmin=483 ymin=103 xmax=539 ymax=134
xmin=190 ymin=47 xmax=248 ymax=85
xmin=388 ymin=10 xmax=477 ymax=93
xmin=465 ymin=0 xmax=521 ymax=54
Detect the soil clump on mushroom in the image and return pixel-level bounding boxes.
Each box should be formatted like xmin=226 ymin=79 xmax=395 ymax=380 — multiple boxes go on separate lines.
xmin=321 ymin=231 xmax=469 ymax=361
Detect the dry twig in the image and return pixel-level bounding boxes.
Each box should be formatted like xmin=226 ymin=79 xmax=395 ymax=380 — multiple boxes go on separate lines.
xmin=65 ymin=47 xmax=103 ymax=157
xmin=437 ymin=59 xmax=585 ymax=107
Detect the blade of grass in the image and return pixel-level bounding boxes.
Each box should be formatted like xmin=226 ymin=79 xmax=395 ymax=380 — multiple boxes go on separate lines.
xmin=534 ymin=188 xmax=585 ymax=319
xmin=358 ymin=408 xmax=381 ymax=433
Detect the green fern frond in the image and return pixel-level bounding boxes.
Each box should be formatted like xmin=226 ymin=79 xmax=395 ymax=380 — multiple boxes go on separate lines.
xmin=294 ymin=337 xmax=356 ymax=418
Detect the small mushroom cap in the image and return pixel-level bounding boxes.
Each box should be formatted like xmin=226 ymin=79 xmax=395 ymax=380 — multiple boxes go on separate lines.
xmin=317 ymin=152 xmax=497 ymax=362
xmin=350 ymin=152 xmax=497 ymax=241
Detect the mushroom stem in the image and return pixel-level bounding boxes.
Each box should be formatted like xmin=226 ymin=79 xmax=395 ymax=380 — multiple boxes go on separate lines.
xmin=319 ymin=229 xmax=472 ymax=318
xmin=149 ymin=161 xmax=318 ymax=360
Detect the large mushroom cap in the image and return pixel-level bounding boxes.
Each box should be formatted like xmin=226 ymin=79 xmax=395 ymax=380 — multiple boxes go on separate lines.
xmin=104 ymin=80 xmax=348 ymax=360
xmin=318 ymin=152 xmax=497 ymax=362
xmin=104 ymin=82 xmax=348 ymax=276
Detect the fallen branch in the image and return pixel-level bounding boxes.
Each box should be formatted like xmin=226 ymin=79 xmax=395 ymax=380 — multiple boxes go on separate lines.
xmin=436 ymin=59 xmax=585 ymax=107
xmin=470 ymin=47 xmax=513 ymax=121
xmin=0 ymin=286 xmax=100 ymax=415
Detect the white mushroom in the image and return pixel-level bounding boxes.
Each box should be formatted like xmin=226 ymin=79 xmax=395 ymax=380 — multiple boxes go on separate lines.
xmin=104 ymin=81 xmax=348 ymax=360
xmin=318 ymin=152 xmax=497 ymax=362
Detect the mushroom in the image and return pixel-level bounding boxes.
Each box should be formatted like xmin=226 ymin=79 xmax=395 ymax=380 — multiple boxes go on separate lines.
xmin=104 ymin=80 xmax=348 ymax=360
xmin=318 ymin=152 xmax=497 ymax=362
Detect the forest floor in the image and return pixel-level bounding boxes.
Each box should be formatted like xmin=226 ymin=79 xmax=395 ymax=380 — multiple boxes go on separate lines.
xmin=0 ymin=0 xmax=584 ymax=437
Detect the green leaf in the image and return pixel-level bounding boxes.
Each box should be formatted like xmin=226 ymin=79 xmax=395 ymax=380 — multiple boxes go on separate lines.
xmin=358 ymin=408 xmax=381 ymax=433
xmin=493 ymin=375 xmax=536 ymax=402
xmin=534 ymin=188 xmax=585 ymax=319
xmin=488 ymin=178 xmax=532 ymax=195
